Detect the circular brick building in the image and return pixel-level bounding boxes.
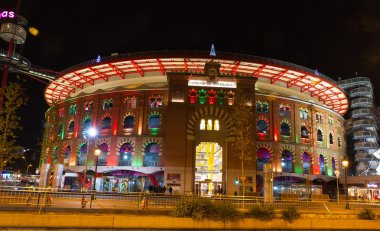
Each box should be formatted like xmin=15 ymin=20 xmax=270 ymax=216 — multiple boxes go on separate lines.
xmin=40 ymin=50 xmax=348 ymax=196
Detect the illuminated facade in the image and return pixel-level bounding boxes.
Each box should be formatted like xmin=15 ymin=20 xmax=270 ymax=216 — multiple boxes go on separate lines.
xmin=40 ymin=51 xmax=348 ymax=196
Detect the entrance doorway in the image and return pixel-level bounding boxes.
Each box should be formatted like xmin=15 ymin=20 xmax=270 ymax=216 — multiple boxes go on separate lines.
xmin=194 ymin=142 xmax=223 ymax=196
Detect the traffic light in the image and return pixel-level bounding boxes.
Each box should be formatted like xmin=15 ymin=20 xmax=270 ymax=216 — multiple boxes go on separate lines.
xmin=235 ymin=177 xmax=239 ymax=185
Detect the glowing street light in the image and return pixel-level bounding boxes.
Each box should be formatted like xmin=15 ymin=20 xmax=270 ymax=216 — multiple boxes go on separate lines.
xmin=341 ymin=159 xmax=349 ymax=209
xmin=83 ymin=127 xmax=98 ymax=191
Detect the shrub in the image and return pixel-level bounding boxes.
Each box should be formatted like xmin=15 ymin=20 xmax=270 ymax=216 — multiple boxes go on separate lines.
xmin=190 ymin=199 xmax=214 ymax=220
xmin=358 ymin=209 xmax=376 ymax=220
xmin=171 ymin=197 xmax=239 ymax=222
xmin=170 ymin=197 xmax=193 ymax=217
xmin=248 ymin=206 xmax=275 ymax=221
xmin=282 ymin=206 xmax=300 ymax=223
xmin=212 ymin=201 xmax=239 ymax=222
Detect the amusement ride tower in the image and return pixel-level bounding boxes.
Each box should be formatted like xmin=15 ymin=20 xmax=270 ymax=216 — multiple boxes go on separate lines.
xmin=338 ymin=77 xmax=379 ymax=175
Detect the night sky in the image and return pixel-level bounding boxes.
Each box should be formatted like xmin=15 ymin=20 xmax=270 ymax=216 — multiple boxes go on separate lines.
xmin=1 ymin=0 xmax=380 ymax=151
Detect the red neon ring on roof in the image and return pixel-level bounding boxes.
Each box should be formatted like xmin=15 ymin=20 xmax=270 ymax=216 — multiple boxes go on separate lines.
xmin=45 ymin=51 xmax=348 ymax=115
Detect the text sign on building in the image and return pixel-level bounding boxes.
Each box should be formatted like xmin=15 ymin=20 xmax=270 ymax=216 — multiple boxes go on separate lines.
xmin=188 ymin=80 xmax=236 ymax=88
xmin=0 ymin=11 xmax=15 ymax=19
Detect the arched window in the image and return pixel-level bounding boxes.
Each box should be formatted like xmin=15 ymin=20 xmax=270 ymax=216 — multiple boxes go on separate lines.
xmin=285 ymin=105 xmax=290 ymax=117
xmin=256 ymin=120 xmax=268 ymax=134
xmin=262 ymin=102 xmax=269 ymax=113
xmin=301 ymin=126 xmax=308 ymax=138
xmin=300 ymin=109 xmax=308 ymax=120
xmin=256 ymin=101 xmax=262 ymax=113
xmin=64 ymin=146 xmax=71 ymax=166
xmin=280 ymin=104 xmax=290 ymax=117
xmin=68 ymin=121 xmax=75 ymax=133
xmin=281 ymin=150 xmax=293 ymax=173
xmin=214 ymin=120 xmax=220 ymax=131
xmin=84 ymin=100 xmax=93 ymax=112
xmin=198 ymin=89 xmax=207 ymax=104
xmin=332 ymin=158 xmax=336 ymax=175
xmin=257 ymin=147 xmax=270 ymax=171
xmin=97 ymin=143 xmax=108 ymax=166
xmin=149 ymin=97 xmax=156 ymax=108
xmin=148 ymin=114 xmax=161 ymax=129
xmin=280 ymin=122 xmax=290 ymax=136
xmin=69 ymin=104 xmax=77 ymax=115
xmin=208 ymin=89 xmax=216 ymax=105
xmin=317 ymin=129 xmax=323 ymax=142
xmin=200 ymin=119 xmax=206 ymax=130
xmin=338 ymin=136 xmax=342 ymax=147
xmin=77 ymin=144 xmax=87 ymax=166
xmin=302 ymin=152 xmax=311 ymax=174
xmin=217 ymin=90 xmax=225 ymax=105
xmin=125 ymin=96 xmax=137 ymax=109
xmin=108 ymin=99 xmax=113 ymax=109
xmin=156 ymin=96 xmax=163 ymax=108
xmin=102 ymin=117 xmax=111 ymax=129
xmin=123 ymin=115 xmax=135 ymax=130
xmin=58 ymin=108 xmax=64 ymax=118
xmin=328 ymin=117 xmax=333 ymax=126
xmin=119 ymin=143 xmax=133 ymax=166
xmin=57 ymin=123 xmax=62 ymax=137
xmin=82 ymin=118 xmax=91 ymax=134
xmin=144 ymin=143 xmax=159 ymax=167
xmin=52 ymin=147 xmax=58 ymax=163
xmin=103 ymin=101 xmax=108 ymax=110
xmin=279 ymin=104 xmax=284 ymax=116
xmin=189 ymin=88 xmax=197 ymax=104
xmin=207 ymin=119 xmax=213 ymax=130
xmin=329 ymin=133 xmax=334 ymax=144
xmin=319 ymin=155 xmax=326 ymax=175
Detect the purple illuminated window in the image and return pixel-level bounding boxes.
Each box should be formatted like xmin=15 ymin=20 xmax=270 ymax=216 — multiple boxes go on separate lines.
xmin=302 ymin=152 xmax=311 ymax=174
xmin=257 ymin=148 xmax=270 ymax=171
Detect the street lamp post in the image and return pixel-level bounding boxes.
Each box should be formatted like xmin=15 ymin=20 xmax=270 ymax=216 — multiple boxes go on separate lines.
xmin=26 ymin=164 xmax=32 ymax=175
xmin=342 ymin=159 xmax=349 ymax=209
xmin=82 ymin=127 xmax=97 ymax=191
xmin=334 ymin=170 xmax=340 ymax=203
xmin=22 ymin=157 xmax=30 ymax=174
xmin=93 ymin=148 xmax=101 ymax=191
xmin=90 ymin=147 xmax=101 ymax=209
xmin=22 ymin=156 xmax=27 ymax=165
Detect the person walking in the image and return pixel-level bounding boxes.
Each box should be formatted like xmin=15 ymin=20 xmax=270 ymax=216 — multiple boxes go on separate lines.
xmin=140 ymin=197 xmax=148 ymax=209
xmin=26 ymin=193 xmax=32 ymax=206
xmin=81 ymin=195 xmax=87 ymax=208
xmin=46 ymin=193 xmax=52 ymax=206
xmin=168 ymin=186 xmax=173 ymax=195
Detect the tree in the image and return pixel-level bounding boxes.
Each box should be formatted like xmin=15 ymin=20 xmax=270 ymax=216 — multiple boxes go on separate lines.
xmin=0 ymin=82 xmax=28 ymax=175
xmin=229 ymin=90 xmax=255 ymax=199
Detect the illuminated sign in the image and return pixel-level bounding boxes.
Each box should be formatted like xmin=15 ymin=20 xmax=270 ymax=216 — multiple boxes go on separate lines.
xmin=0 ymin=11 xmax=15 ymax=19
xmin=367 ymin=183 xmax=377 ymax=188
xmin=188 ymin=80 xmax=236 ymax=88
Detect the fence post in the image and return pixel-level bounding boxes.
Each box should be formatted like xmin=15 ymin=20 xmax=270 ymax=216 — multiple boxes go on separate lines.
xmin=36 ymin=192 xmax=41 ymax=207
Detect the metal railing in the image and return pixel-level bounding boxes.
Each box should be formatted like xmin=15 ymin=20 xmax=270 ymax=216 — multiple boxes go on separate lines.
xmin=1 ymin=186 xmax=380 ymax=212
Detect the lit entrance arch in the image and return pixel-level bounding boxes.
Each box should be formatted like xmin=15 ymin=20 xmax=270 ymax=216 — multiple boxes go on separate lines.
xmin=194 ymin=142 xmax=223 ymax=196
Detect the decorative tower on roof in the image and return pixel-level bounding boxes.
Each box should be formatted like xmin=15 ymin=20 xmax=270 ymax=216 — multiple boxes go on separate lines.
xmin=210 ymin=44 xmax=216 ymax=56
